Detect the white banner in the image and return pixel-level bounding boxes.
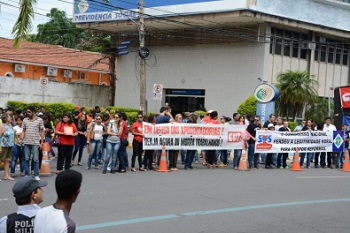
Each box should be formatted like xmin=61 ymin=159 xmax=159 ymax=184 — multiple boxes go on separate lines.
xmin=143 ymin=122 xmax=246 ymax=150
xmin=255 ymin=130 xmax=344 ymax=153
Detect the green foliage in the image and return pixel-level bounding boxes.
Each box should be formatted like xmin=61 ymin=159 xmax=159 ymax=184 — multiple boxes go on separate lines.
xmin=195 ymin=110 xmax=207 ymax=116
xmin=276 ymin=70 xmax=318 ymax=121
xmin=288 ymin=121 xmax=298 ymax=131
xmin=304 ymin=97 xmax=333 ymax=123
xmin=106 ymin=106 xmax=141 ymax=113
xmin=7 ymin=101 xmax=76 ymax=124
xmin=237 ymin=96 xmax=257 ymax=115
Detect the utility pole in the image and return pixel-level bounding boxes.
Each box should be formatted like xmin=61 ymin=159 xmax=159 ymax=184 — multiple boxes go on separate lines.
xmin=139 ymin=0 xmax=146 ymax=112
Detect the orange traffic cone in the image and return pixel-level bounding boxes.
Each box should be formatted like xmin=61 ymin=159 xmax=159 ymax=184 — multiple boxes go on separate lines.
xmin=341 ymin=150 xmax=350 ymax=172
xmin=40 ymin=142 xmax=52 ymax=177
xmin=291 ymin=148 xmax=302 ymax=171
xmin=238 ymin=147 xmax=248 ymax=171
xmin=157 ymin=146 xmax=171 ymax=172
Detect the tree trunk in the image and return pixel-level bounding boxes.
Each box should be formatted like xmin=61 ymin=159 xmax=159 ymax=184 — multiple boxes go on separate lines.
xmin=109 ymin=54 xmax=116 ymax=106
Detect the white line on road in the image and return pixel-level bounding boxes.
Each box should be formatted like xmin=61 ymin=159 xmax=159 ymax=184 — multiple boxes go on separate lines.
xmin=296 ymin=176 xmax=350 ymax=179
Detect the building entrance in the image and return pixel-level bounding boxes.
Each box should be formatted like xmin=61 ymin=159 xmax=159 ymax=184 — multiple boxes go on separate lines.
xmin=165 ymin=89 xmax=205 ymax=115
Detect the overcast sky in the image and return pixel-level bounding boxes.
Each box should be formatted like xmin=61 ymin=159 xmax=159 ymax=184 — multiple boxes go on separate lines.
xmin=0 ymin=0 xmax=74 ymax=39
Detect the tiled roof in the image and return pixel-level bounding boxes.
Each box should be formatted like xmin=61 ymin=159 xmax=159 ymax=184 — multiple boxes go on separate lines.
xmin=0 ymin=37 xmax=109 ymax=73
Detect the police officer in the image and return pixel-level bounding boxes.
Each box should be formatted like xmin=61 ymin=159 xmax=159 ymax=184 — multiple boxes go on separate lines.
xmin=0 ymin=176 xmax=47 ymax=232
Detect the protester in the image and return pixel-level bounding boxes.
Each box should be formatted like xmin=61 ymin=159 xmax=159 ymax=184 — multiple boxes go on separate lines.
xmin=54 ymin=113 xmax=78 ymax=174
xmin=184 ymin=112 xmax=199 ymax=170
xmin=277 ymin=120 xmax=290 ymax=169
xmin=87 ymin=115 xmax=106 ymax=170
xmin=0 ymin=113 xmax=15 ymax=181
xmin=323 ymin=116 xmax=337 ymax=168
xmin=21 ymin=106 xmax=45 ymax=181
xmin=34 ymin=170 xmax=82 ymax=233
xmin=71 ymin=113 xmax=87 ymax=166
xmin=103 ymin=113 xmax=121 ymax=174
xmin=131 ymin=113 xmax=145 ymax=172
xmin=10 ymin=116 xmax=25 ymax=177
xmin=205 ymin=111 xmax=220 ymax=168
xmin=143 ymin=114 xmax=157 ymax=171
xmin=0 ymin=176 xmax=47 ymax=232
xmin=168 ymin=114 xmax=182 ymax=170
xmin=247 ymin=115 xmax=261 ymax=169
xmin=265 ymin=124 xmax=275 ymax=169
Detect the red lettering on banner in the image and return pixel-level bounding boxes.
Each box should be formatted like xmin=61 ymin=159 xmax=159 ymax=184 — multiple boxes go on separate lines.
xmin=154 ymin=125 xmax=170 ymax=134
xmin=228 ymin=132 xmax=242 ymax=142
xmin=144 ymin=125 xmax=153 ymax=134
xmin=340 ymin=87 xmax=350 ymax=108
xmin=180 ymin=126 xmax=221 ymax=136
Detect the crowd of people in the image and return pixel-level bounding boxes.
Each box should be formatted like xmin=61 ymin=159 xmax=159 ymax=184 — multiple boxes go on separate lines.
xmin=0 ymin=105 xmax=348 ymax=183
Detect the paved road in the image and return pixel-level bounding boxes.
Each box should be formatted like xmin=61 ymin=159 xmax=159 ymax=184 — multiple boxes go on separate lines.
xmin=1 ymin=148 xmax=350 ymax=233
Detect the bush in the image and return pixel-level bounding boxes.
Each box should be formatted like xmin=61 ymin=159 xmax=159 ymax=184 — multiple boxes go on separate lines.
xmin=288 ymin=121 xmax=298 ymax=131
xmin=237 ymin=96 xmax=257 ymax=115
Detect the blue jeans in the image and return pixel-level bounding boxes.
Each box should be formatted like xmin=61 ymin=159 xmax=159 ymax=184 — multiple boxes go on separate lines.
xmin=306 ymin=152 xmax=314 ymax=167
xmin=260 ymin=153 xmax=266 ymax=164
xmin=277 ymin=153 xmax=288 ymax=168
xmin=219 ymin=150 xmax=228 ymax=164
xmin=24 ymin=144 xmax=39 ymax=176
xmin=11 ymin=145 xmax=25 ymax=174
xmin=72 ymin=134 xmax=86 ymax=163
xmin=104 ymin=141 xmax=120 ymax=171
xmin=233 ymin=149 xmax=242 ymax=167
xmin=185 ymin=150 xmax=196 ymax=168
xmin=180 ymin=150 xmax=186 ymax=163
xmin=248 ymin=143 xmax=259 ymax=167
xmin=300 ymin=153 xmax=306 ymax=166
xmin=88 ymin=139 xmax=103 ymax=168
xmin=117 ymin=139 xmax=128 ymax=168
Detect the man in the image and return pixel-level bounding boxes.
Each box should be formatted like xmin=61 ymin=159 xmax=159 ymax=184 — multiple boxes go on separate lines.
xmin=0 ymin=176 xmax=47 ymax=233
xmin=323 ymin=116 xmax=337 ymax=168
xmin=230 ymin=113 xmax=243 ymax=169
xmin=201 ymin=110 xmax=213 ymax=124
xmin=263 ymin=114 xmax=275 ymax=129
xmin=278 ymin=120 xmax=291 ymax=169
xmin=184 ymin=112 xmax=199 ymax=170
xmin=155 ymin=106 xmax=174 ymax=165
xmin=34 ymin=170 xmax=82 ymax=233
xmin=247 ymin=115 xmax=261 ymax=169
xmin=294 ymin=120 xmax=306 ymax=131
xmin=20 ymin=106 xmax=45 ymax=181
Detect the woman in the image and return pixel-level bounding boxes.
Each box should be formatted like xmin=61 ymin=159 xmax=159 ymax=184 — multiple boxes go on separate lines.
xmin=239 ymin=115 xmax=245 ymax=125
xmin=103 ymin=113 xmax=122 ymax=174
xmin=143 ymin=114 xmax=156 ymax=170
xmin=218 ymin=116 xmax=230 ymax=167
xmin=0 ymin=113 xmax=15 ymax=181
xmin=87 ymin=115 xmax=106 ymax=170
xmin=302 ymin=119 xmax=315 ymax=168
xmin=168 ymin=114 xmax=182 ymax=171
xmin=10 ymin=116 xmax=25 ymax=177
xmin=131 ymin=113 xmax=145 ymax=172
xmin=55 ymin=113 xmax=78 ymax=174
xmin=71 ymin=114 xmax=87 ymax=166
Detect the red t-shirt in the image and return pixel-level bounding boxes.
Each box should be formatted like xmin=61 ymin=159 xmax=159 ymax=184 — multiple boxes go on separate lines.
xmin=121 ymin=120 xmax=128 ymax=140
xmin=208 ymin=119 xmax=220 ymax=124
xmin=132 ymin=121 xmax=143 ymax=143
xmin=55 ymin=122 xmax=77 ymax=145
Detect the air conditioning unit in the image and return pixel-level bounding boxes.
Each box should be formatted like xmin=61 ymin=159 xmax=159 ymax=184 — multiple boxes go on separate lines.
xmin=46 ymin=67 xmax=58 ymax=76
xmin=14 ymin=64 xmax=25 ymax=73
xmin=62 ymin=70 xmax=72 ymax=78
xmin=307 ymin=42 xmax=316 ymax=50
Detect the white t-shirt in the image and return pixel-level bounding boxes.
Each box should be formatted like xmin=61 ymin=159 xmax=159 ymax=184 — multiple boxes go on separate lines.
xmin=34 ymin=205 xmax=76 ymax=233
xmin=93 ymin=124 xmax=104 ymax=140
xmin=323 ymin=124 xmax=337 ymax=132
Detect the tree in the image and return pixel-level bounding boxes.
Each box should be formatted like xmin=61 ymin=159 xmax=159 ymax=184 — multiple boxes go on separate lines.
xmin=12 ymin=0 xmax=37 ymax=48
xmin=304 ymin=97 xmax=333 ymax=123
xmin=27 ymin=8 xmax=86 ymax=48
xmin=237 ymin=96 xmax=257 ymax=115
xmin=276 ymin=70 xmax=318 ymax=121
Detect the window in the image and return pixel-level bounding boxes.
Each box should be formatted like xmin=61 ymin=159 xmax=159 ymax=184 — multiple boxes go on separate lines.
xmin=314 ymin=36 xmax=349 ymax=66
xmin=78 ymin=72 xmax=86 ymax=80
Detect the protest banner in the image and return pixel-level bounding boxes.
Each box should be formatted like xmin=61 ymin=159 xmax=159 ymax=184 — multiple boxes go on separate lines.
xmin=143 ymin=122 xmax=246 ymax=150
xmin=255 ymin=130 xmax=344 ymax=153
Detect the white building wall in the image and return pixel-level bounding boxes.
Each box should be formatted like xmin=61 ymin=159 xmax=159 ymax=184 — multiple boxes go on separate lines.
xmin=0 ymin=76 xmax=109 ymax=108
xmin=116 ymin=43 xmax=266 ymax=117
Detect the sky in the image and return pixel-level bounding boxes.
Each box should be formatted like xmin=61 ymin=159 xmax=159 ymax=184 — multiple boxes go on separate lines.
xmin=0 ymin=0 xmax=74 ymax=39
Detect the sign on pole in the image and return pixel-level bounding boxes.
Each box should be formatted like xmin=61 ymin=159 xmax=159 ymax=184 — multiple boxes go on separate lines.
xmin=39 ymin=77 xmax=49 ymax=91
xmin=153 ymin=84 xmax=163 ymax=100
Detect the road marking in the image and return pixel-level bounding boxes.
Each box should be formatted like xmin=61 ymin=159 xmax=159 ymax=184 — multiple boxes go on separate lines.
xmin=296 ymin=176 xmax=350 ymax=179
xmin=77 ymin=198 xmax=350 ymax=231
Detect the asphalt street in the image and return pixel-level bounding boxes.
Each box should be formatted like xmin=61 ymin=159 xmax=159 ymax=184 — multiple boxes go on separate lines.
xmin=1 ymin=148 xmax=350 ymax=233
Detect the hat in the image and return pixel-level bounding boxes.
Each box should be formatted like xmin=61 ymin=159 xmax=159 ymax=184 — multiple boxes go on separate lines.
xmin=184 ymin=112 xmax=191 ymax=117
xmin=267 ymin=123 xmax=275 ymax=129
xmin=207 ymin=110 xmax=214 ymax=114
xmin=12 ymin=176 xmax=48 ymax=198
xmin=76 ymin=106 xmax=81 ymax=110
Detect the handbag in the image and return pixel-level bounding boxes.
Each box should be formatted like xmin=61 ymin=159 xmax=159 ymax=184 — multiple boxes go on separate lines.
xmin=51 ymin=122 xmax=63 ymax=147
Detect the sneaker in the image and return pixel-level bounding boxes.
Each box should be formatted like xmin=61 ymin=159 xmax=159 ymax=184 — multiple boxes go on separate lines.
xmin=233 ymin=166 xmax=238 ymax=170
xmin=279 ymin=167 xmax=283 ymax=170
xmin=194 ymin=160 xmax=199 ymax=164
xmin=95 ymin=166 xmax=100 ymax=170
xmin=107 ymin=166 xmax=111 ymax=171
xmin=219 ymin=163 xmax=227 ymax=167
xmin=315 ymin=165 xmax=320 ymax=168
xmin=34 ymin=176 xmax=40 ymax=181
xmin=77 ymin=163 xmax=83 ymax=166
xmin=102 ymin=170 xmax=107 ymax=174
xmin=85 ymin=166 xmax=91 ymax=170
xmin=284 ymin=166 xmax=289 ymax=169
xmin=254 ymin=166 xmax=259 ymax=169
xmin=172 ymin=167 xmax=178 ymax=171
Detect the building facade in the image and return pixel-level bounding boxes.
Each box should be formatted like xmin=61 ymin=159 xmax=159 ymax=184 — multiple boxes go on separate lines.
xmin=75 ymin=0 xmax=350 ymax=116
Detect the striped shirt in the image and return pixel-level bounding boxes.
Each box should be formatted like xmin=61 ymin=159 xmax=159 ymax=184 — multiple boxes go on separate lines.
xmin=22 ymin=117 xmax=44 ymax=145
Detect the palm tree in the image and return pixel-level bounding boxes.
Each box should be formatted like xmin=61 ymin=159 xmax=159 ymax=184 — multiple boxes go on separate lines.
xmin=12 ymin=0 xmax=37 ymax=48
xmin=276 ymin=70 xmax=319 ymax=121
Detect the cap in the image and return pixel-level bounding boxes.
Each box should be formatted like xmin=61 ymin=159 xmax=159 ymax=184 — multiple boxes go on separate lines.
xmin=12 ymin=176 xmax=48 ymax=198
xmin=207 ymin=110 xmax=214 ymax=114
xmin=76 ymin=106 xmax=81 ymax=110
xmin=267 ymin=123 xmax=275 ymax=129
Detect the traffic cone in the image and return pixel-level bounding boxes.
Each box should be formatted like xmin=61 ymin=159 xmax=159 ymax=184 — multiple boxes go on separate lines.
xmin=341 ymin=150 xmax=350 ymax=172
xmin=238 ymin=147 xmax=248 ymax=171
xmin=291 ymin=148 xmax=302 ymax=171
xmin=158 ymin=146 xmax=171 ymax=172
xmin=40 ymin=142 xmax=52 ymax=177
